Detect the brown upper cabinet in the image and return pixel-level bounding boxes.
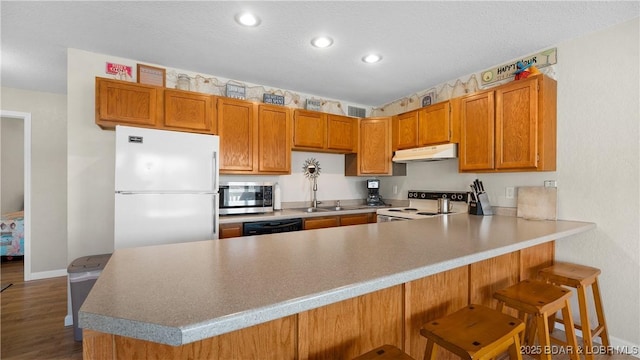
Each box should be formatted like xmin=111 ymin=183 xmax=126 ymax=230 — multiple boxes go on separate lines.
xmin=95 ymin=77 xmax=217 ymax=135
xmin=217 ymin=98 xmax=291 ymax=175
xmin=345 ymin=117 xmax=405 ymax=176
xmin=292 ymin=110 xmax=357 ymax=154
xmin=257 ymin=104 xmax=292 ymax=173
xmin=392 ymin=101 xmax=453 ymax=151
xmin=459 ymin=74 xmax=556 ymax=172
xmin=95 ymin=77 xmax=162 ymax=129
xmin=164 ymin=89 xmax=216 ymax=133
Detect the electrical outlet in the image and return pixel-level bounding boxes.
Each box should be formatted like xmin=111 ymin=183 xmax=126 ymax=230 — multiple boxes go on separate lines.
xmin=505 ymin=187 xmax=515 ymax=199
xmin=393 ymin=185 xmax=398 ymax=194
xmin=544 ymin=180 xmax=557 ymax=188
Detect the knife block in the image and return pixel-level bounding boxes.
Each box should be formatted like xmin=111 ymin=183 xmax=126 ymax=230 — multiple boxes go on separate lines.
xmin=468 ymin=193 xmax=493 ymax=216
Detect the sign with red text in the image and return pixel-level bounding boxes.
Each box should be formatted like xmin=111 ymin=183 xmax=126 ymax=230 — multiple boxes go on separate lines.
xmin=480 ymin=48 xmax=557 ymax=85
xmin=106 ymin=62 xmax=132 ymax=77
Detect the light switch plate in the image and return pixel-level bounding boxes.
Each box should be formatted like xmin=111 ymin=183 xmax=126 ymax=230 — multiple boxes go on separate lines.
xmin=544 ymin=180 xmax=557 ymax=188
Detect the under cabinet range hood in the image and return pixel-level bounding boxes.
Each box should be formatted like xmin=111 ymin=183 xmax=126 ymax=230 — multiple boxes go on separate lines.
xmin=392 ymin=143 xmax=458 ymax=163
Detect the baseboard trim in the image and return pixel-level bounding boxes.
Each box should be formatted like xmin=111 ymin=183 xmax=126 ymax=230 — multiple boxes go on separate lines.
xmin=30 ymin=268 xmax=67 ymax=280
xmin=65 ymin=314 xmax=73 ymax=327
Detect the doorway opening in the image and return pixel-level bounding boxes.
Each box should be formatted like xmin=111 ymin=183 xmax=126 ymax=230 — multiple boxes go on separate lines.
xmin=1 ymin=111 xmax=32 ymax=281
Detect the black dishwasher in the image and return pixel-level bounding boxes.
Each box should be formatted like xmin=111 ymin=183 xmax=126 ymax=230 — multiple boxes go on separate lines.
xmin=242 ymin=218 xmax=303 ymax=236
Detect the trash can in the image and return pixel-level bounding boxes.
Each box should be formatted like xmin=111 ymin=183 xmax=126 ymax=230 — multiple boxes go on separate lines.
xmin=67 ymin=253 xmax=111 ymax=341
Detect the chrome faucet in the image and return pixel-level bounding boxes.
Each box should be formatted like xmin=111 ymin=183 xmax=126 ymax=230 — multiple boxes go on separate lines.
xmin=312 ymin=177 xmax=318 ymax=208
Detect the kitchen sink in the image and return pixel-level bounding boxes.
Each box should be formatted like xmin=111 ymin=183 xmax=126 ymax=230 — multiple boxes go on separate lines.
xmin=291 ymin=205 xmax=368 ymax=213
xmin=293 ymin=207 xmax=332 ymax=213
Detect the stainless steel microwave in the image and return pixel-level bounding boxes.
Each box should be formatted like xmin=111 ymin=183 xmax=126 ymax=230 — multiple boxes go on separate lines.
xmin=219 ymin=182 xmax=273 ymax=215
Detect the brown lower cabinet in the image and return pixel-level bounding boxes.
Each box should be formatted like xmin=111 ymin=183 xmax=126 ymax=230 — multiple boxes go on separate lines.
xmin=303 ymin=213 xmax=376 ymax=230
xmin=84 ymin=242 xmax=554 ymax=360
xmin=220 ymin=213 xmax=377 ymax=238
xmin=218 ymin=223 xmax=242 ymax=239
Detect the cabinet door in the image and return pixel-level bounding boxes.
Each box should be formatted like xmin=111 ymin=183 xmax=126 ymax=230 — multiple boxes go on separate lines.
xmin=339 ymin=213 xmax=370 ymax=226
xmin=258 ymin=105 xmax=291 ymax=173
xmin=393 ymin=110 xmax=419 ymax=150
xmin=219 ymin=223 xmax=243 ymax=239
xmin=303 ymin=216 xmax=339 ymax=230
xmin=164 ymin=90 xmax=216 ymax=134
xmin=459 ymin=92 xmax=495 ymax=171
xmin=96 ymin=78 xmax=160 ymax=128
xmin=218 ymin=99 xmax=255 ymax=172
xmin=327 ymin=114 xmax=356 ymax=152
xmin=293 ymin=110 xmax=326 ymax=149
xmin=419 ymin=101 xmax=450 ymax=146
xmin=495 ymin=79 xmax=538 ymax=170
xmin=359 ymin=117 xmax=392 ymax=175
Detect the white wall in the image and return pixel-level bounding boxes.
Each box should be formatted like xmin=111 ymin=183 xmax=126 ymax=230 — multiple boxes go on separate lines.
xmin=380 ymin=18 xmax=640 ymax=346
xmin=1 ymin=117 xmax=25 ymax=213
xmin=1 ymin=87 xmax=68 ymax=273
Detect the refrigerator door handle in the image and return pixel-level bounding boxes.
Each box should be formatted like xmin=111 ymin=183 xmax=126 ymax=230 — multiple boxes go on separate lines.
xmin=212 ymin=151 xmax=219 ymax=191
xmin=212 ymin=193 xmax=219 ymax=239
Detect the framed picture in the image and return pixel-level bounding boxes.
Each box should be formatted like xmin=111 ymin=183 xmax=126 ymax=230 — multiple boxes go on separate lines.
xmin=137 ymin=64 xmax=166 ymax=87
xmin=422 ymin=91 xmax=436 ymax=107
xmin=226 ymin=84 xmax=246 ymax=99
xmin=306 ymin=99 xmax=322 ymax=111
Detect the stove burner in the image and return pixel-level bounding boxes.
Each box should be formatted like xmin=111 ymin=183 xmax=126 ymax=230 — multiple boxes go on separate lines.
xmin=417 ymin=212 xmax=439 ymax=216
xmin=404 ymin=208 xmax=418 ymax=211
xmin=388 ymin=209 xmax=402 ymax=212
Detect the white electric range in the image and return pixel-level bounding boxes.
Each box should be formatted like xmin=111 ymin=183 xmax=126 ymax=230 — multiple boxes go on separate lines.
xmin=377 ymin=191 xmax=469 ymax=222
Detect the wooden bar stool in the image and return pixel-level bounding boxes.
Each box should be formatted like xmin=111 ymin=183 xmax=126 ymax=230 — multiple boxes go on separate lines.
xmin=419 ymin=304 xmax=525 ymax=360
xmin=538 ymin=262 xmax=610 ymax=359
xmin=352 ymin=345 xmax=415 ymax=360
xmin=494 ymin=279 xmax=580 ymax=360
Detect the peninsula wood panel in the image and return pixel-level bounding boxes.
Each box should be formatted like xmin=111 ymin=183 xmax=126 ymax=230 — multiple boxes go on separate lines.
xmin=519 ymin=241 xmax=555 ymax=280
xmin=258 ymin=105 xmax=291 ymax=173
xmin=469 ymin=252 xmax=520 ymax=311
xmin=404 ymin=266 xmax=468 ymax=360
xmin=297 ymin=285 xmax=403 ymax=360
xmin=83 ymin=316 xmax=296 ymax=360
xmin=163 ymin=90 xmax=216 ymax=133
xmin=217 ymin=98 xmax=255 ymax=172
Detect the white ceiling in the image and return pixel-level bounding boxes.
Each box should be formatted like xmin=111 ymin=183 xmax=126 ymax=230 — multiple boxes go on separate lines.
xmin=2 ymin=1 xmax=638 ymax=106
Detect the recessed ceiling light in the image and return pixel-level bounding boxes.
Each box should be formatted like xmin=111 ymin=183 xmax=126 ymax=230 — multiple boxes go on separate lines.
xmin=362 ymin=54 xmax=382 ymax=64
xmin=311 ymin=36 xmax=334 ymax=48
xmin=235 ymin=12 xmax=261 ymax=27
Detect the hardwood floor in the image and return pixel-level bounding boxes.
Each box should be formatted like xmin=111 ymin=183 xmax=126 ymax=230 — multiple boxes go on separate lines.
xmin=1 ymin=260 xmax=82 ymax=359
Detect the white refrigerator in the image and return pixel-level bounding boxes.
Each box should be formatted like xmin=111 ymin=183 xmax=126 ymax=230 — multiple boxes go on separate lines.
xmin=114 ymin=125 xmax=219 ymax=249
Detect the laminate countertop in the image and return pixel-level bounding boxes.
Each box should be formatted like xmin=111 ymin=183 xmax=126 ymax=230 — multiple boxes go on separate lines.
xmin=79 ymin=214 xmax=595 ymax=346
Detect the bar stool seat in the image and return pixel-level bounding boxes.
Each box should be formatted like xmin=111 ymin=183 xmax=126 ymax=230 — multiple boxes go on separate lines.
xmin=352 ymin=345 xmax=415 ymax=360
xmin=420 ymin=304 xmax=525 ymax=360
xmin=538 ymin=262 xmax=610 ymax=359
xmin=494 ymin=279 xmax=580 ymax=360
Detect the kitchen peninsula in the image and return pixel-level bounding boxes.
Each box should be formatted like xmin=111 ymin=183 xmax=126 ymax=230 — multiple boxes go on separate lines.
xmin=80 ymin=214 xmax=595 ymax=359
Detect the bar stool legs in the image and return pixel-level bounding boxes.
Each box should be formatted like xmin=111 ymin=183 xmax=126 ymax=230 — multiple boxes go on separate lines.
xmin=494 ymin=280 xmax=580 ymax=360
xmin=538 ymin=262 xmax=610 ymax=359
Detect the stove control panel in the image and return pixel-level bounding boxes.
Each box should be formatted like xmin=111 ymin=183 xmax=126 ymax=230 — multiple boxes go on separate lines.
xmin=408 ymin=191 xmax=469 ymax=202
